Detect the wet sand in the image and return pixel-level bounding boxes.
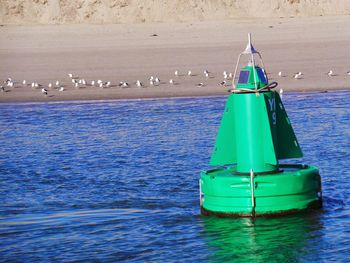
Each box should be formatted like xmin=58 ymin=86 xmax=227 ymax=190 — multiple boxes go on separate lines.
xmin=0 ymin=16 xmax=350 ymax=103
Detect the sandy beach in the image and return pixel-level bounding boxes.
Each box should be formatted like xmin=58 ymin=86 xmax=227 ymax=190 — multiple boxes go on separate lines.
xmin=1 ymin=15 xmax=350 ymax=102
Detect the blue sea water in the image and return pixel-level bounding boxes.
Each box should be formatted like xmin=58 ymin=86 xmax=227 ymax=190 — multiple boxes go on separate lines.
xmin=0 ymin=91 xmax=349 ymax=262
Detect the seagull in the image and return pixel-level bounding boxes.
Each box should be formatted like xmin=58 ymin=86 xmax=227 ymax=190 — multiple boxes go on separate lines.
xmin=122 ymin=82 xmax=129 ymax=88
xmin=188 ymin=70 xmax=192 ymax=76
xmin=82 ymin=79 xmax=86 ymax=85
xmin=346 ymin=71 xmax=350 ymax=76
xmin=97 ymin=80 xmax=102 ymax=84
xmin=278 ymin=71 xmax=282 ymax=77
xmin=223 ymin=71 xmax=228 ymax=79
xmin=155 ymin=77 xmax=160 ymax=84
xmin=48 ymin=83 xmax=52 ymax=89
xmin=74 ymin=82 xmax=79 ymax=88
xmin=196 ymin=83 xmax=205 ymax=87
xmin=294 ymin=72 xmax=302 ymax=79
xmin=150 ymin=79 xmax=154 ymax=86
xmin=22 ymin=80 xmax=26 ymax=85
xmin=175 ymin=70 xmax=179 ymax=76
xmin=136 ymin=80 xmax=143 ymax=87
xmin=1 ymin=86 xmax=4 ymax=92
xmin=5 ymin=78 xmax=12 ymax=85
xmin=55 ymin=80 xmax=60 ymax=86
xmin=105 ymin=81 xmax=111 ymax=87
xmin=205 ymin=72 xmax=209 ymax=78
xmin=68 ymin=73 xmax=73 ymax=78
xmin=99 ymin=82 xmax=104 ymax=88
xmin=6 ymin=80 xmax=12 ymax=87
xmin=279 ymin=88 xmax=283 ymax=99
xmin=220 ymin=80 xmax=227 ymax=86
xmin=59 ymin=87 xmax=65 ymax=92
xmin=229 ymin=72 xmax=233 ymax=79
xmin=41 ymin=88 xmax=48 ymax=96
xmin=91 ymin=80 xmax=95 ymax=86
xmin=149 ymin=76 xmax=154 ymax=81
xmin=34 ymin=83 xmax=39 ymax=88
xmin=31 ymin=82 xmax=35 ymax=89
xmin=169 ymin=79 xmax=174 ymax=84
xmin=327 ymin=70 xmax=334 ymax=77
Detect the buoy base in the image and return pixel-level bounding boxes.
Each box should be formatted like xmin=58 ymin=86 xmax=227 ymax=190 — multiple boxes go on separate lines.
xmin=200 ymin=164 xmax=322 ymax=217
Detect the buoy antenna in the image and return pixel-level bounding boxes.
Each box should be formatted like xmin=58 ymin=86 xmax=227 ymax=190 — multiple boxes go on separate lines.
xmin=243 ymin=33 xmax=258 ymax=55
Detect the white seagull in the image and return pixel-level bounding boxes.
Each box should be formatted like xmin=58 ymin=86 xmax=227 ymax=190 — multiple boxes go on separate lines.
xmin=196 ymin=83 xmax=205 ymax=87
xmin=41 ymin=88 xmax=48 ymax=96
xmin=220 ymin=80 xmax=227 ymax=86
xmin=68 ymin=73 xmax=73 ymax=78
xmin=59 ymin=87 xmax=65 ymax=92
xmin=136 ymin=80 xmax=143 ymax=87
xmin=22 ymin=80 xmax=26 ymax=85
xmin=279 ymin=88 xmax=283 ymax=99
xmin=55 ymin=80 xmax=60 ymax=86
xmin=327 ymin=70 xmax=334 ymax=77
xmin=175 ymin=70 xmax=179 ymax=76
xmin=169 ymin=79 xmax=174 ymax=84
xmin=122 ymin=82 xmax=129 ymax=88
xmin=223 ymin=71 xmax=228 ymax=79
xmin=278 ymin=71 xmax=282 ymax=77
xmin=188 ymin=70 xmax=192 ymax=76
xmin=294 ymin=72 xmax=302 ymax=79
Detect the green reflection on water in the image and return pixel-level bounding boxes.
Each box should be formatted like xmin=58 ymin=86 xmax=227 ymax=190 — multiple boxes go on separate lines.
xmin=201 ymin=212 xmax=323 ymax=263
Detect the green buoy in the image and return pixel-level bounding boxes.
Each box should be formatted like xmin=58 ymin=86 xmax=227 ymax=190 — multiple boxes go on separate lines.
xmin=200 ymin=34 xmax=322 ymax=217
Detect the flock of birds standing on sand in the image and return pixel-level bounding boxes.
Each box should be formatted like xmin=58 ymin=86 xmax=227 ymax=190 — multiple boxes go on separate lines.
xmin=1 ymin=69 xmax=350 ymax=97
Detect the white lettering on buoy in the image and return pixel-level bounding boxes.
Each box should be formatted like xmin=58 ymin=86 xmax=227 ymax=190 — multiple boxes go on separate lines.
xmin=268 ymin=97 xmax=276 ymax=125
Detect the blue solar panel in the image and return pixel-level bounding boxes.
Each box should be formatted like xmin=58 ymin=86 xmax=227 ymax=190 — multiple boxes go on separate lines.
xmin=238 ymin=70 xmax=250 ymax=84
xmin=257 ymin=68 xmax=267 ymax=84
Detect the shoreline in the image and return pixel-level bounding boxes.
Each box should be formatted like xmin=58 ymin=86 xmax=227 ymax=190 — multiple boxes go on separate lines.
xmin=0 ymin=87 xmax=349 ymax=105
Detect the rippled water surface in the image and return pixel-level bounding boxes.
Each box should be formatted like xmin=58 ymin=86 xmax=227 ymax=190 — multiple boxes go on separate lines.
xmin=0 ymin=91 xmax=349 ymax=262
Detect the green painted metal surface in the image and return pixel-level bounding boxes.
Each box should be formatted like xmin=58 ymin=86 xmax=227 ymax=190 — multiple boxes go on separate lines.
xmin=210 ymin=91 xmax=302 ymax=173
xmin=200 ymin=165 xmax=322 ymax=216
xmin=203 ymin=90 xmax=321 ymax=216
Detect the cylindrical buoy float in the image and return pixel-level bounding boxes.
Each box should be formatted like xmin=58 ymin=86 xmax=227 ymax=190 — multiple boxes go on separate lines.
xmin=200 ymin=33 xmax=322 ymax=217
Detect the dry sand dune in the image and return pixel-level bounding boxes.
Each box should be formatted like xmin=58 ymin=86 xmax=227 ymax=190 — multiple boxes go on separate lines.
xmin=1 ymin=0 xmax=350 ymax=25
